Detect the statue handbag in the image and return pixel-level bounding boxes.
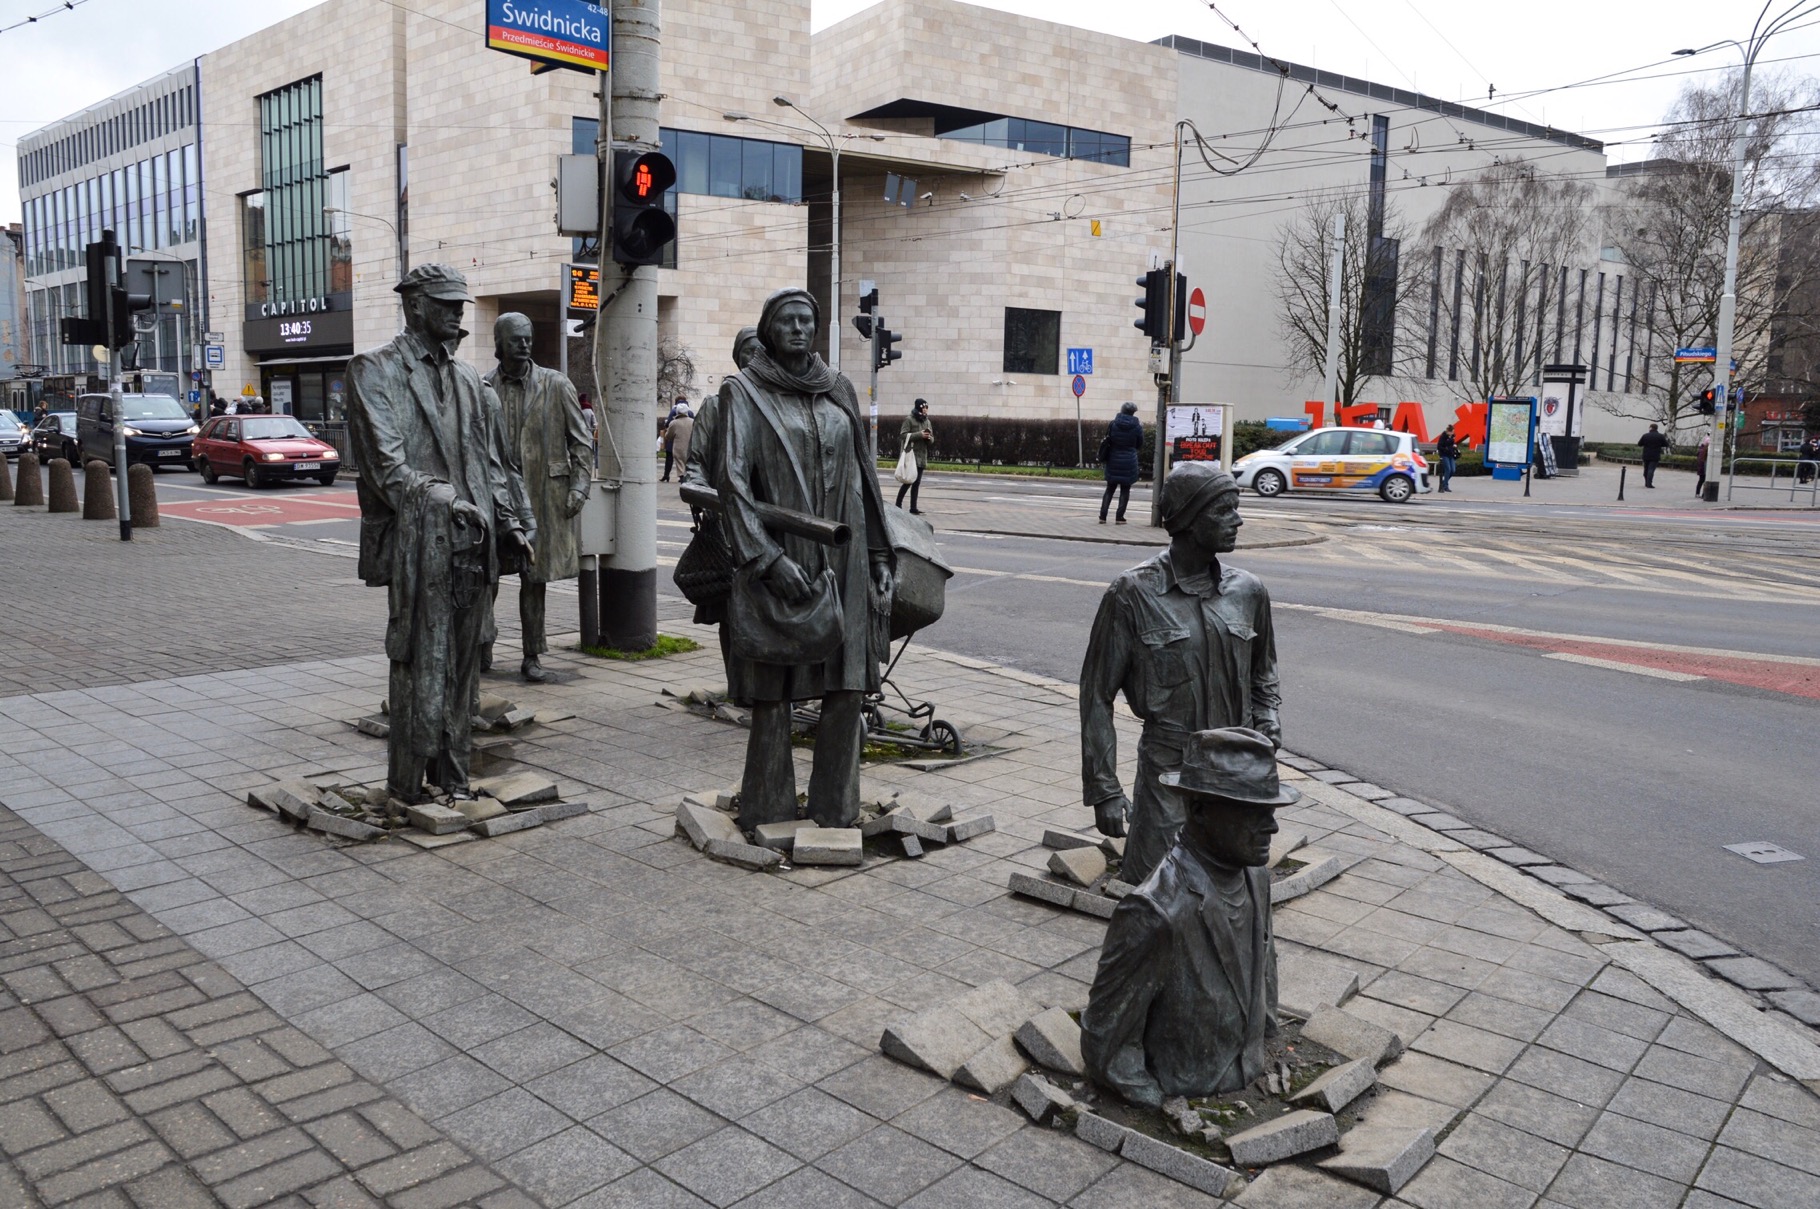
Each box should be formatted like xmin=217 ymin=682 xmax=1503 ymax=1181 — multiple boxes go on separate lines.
xmin=729 ymin=565 xmax=843 ymax=665
xmin=672 ymin=510 xmax=734 ymax=607
xmin=893 ymin=436 xmax=920 ymax=485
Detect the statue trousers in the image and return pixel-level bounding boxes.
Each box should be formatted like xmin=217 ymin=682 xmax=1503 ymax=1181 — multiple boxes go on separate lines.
xmin=387 ymin=595 xmax=489 ymax=800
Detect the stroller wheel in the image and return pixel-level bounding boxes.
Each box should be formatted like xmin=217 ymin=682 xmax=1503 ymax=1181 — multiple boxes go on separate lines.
xmin=925 ymin=720 xmax=962 ymax=755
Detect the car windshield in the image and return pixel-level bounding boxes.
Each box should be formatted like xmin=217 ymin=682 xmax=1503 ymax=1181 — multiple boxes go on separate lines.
xmin=0 ymin=414 xmax=22 ymax=434
xmin=121 ymin=396 xmax=189 ymax=421
xmin=241 ymin=418 xmax=314 ymax=440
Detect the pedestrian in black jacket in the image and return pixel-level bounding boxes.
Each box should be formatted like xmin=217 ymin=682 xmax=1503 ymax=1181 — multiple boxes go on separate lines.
xmin=1637 ymin=423 xmax=1670 ymax=488
xmin=1099 ymin=402 xmax=1145 ymax=524
xmin=1435 ymin=426 xmax=1460 ymax=492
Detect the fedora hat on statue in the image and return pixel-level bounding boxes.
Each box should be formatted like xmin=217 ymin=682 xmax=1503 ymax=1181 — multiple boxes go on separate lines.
xmin=1159 ymin=727 xmax=1300 ymax=808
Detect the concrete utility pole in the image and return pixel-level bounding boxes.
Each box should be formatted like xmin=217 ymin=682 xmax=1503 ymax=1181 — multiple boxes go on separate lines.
xmin=1321 ymin=211 xmax=1346 ymax=411
xmin=1149 ymin=122 xmax=1187 ymax=528
xmin=596 ymin=0 xmax=661 ymax=650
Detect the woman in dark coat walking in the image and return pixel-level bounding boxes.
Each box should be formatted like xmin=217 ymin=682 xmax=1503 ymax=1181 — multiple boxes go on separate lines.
xmin=1099 ymin=401 xmax=1144 ymax=524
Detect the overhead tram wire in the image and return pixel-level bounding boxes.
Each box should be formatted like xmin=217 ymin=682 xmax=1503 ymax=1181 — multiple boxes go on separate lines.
xmin=0 ymin=0 xmax=96 ymax=38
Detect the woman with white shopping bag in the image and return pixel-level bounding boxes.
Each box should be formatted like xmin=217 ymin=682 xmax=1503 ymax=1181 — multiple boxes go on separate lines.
xmin=894 ymin=399 xmax=933 ymax=514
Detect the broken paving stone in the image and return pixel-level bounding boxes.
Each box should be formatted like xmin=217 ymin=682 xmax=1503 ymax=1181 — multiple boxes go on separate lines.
xmin=473 ymin=773 xmax=559 ymax=807
xmin=476 ymin=693 xmax=513 ymax=719
xmin=712 ymin=703 xmax=752 ymax=726
xmin=1604 ymin=902 xmax=1688 ymax=933
xmin=355 ymin=716 xmax=390 ymax=739
xmin=1104 ymin=879 xmax=1137 ymax=900
xmin=676 ymin=800 xmax=743 ymax=850
xmin=954 ymin=981 xmax=1044 ymax=1038
xmin=528 ymin=800 xmax=589 ymax=824
xmin=1234 ymin=1164 xmax=1382 ymax=1209
xmin=1268 ymin=829 xmax=1309 ymax=869
xmin=1270 ymin=853 xmax=1343 ymax=905
xmin=702 ymin=839 xmax=782 ymax=871
xmin=1656 ymin=929 xmax=1739 ymax=960
xmin=1278 ymin=953 xmax=1362 ymax=1021
xmin=881 ymin=1011 xmax=994 ymax=1082
xmin=1009 ymin=871 xmax=1077 ymax=909
xmin=861 ymin=808 xmax=910 ymax=837
xmin=944 ymin=815 xmax=995 ymax=843
xmin=1291 ymin=1058 xmax=1378 ymax=1113
xmin=954 ymin=1034 xmax=1029 ymax=1094
xmin=1074 ymin=1111 xmax=1142 ymax=1153
xmin=247 ymin=781 xmax=319 ymax=821
xmin=1014 ymin=1007 xmax=1085 ymax=1076
xmin=925 ymin=804 xmax=955 ymax=824
xmin=1315 ymin=1125 xmax=1436 ymax=1196
xmin=793 ymin=828 xmax=863 ymax=867
xmin=1118 ymin=1131 xmax=1239 ymax=1198
xmin=1561 ymin=881 xmax=1633 ymax=908
xmin=1071 ymin=890 xmax=1117 ymax=920
xmin=754 ymin=820 xmax=817 ymax=852
xmin=714 ymin=789 xmax=740 ymax=810
xmin=1050 ymin=846 xmax=1108 ymax=887
xmin=533 ymin=708 xmax=576 ymax=724
xmin=1043 ymin=829 xmax=1099 ymax=851
xmin=1011 ymin=1073 xmax=1074 ymax=1123
xmin=470 ymin=811 xmax=545 ymax=838
xmin=1301 ymin=1006 xmax=1404 ymax=1066
xmin=1225 ymin=1109 xmax=1339 ymax=1165
xmin=493 ymin=707 xmax=537 ymax=731
xmin=405 ymin=802 xmax=469 ymax=836
xmin=398 ymin=829 xmax=476 ymax=850
xmin=900 ymin=834 xmax=924 ymax=858
xmin=454 ymin=797 xmax=508 ymax=823
xmin=306 ymin=808 xmax=385 ymax=842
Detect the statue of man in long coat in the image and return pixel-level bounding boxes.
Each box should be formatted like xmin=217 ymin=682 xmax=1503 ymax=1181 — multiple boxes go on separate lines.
xmin=346 ymin=265 xmax=535 ymax=802
xmin=485 ymin=312 xmax=593 ymax=682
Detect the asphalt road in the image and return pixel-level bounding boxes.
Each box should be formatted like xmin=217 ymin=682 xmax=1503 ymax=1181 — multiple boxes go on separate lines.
xmin=121 ymin=462 xmax=1820 ymax=988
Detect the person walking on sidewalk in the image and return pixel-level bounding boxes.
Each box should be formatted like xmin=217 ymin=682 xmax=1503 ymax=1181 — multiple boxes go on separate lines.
xmin=894 ymin=399 xmax=933 ymax=513
xmin=1637 ymin=423 xmax=1671 ymax=488
xmin=1797 ymin=434 xmax=1818 ymax=485
xmin=1695 ymin=433 xmax=1712 ymax=496
xmin=659 ymin=398 xmax=691 ymax=482
xmin=1099 ymin=401 xmax=1144 ymax=524
xmin=1435 ymin=425 xmax=1460 ymax=492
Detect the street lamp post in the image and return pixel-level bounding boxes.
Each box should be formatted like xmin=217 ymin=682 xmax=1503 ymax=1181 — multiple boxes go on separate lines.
xmin=324 ymin=205 xmax=407 ymax=316
xmin=1674 ymin=2 xmax=1820 ymax=501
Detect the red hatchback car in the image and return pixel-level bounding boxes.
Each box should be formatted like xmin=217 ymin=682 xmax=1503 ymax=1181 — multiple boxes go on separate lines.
xmin=193 ymin=415 xmax=341 ymax=487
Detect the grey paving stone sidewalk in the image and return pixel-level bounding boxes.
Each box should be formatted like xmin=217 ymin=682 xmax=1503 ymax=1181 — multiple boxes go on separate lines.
xmin=4 ymin=598 xmax=1820 ymax=1206
xmin=0 ymin=803 xmax=534 ymax=1208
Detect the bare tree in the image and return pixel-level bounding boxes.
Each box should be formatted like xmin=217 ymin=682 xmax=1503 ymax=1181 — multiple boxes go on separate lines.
xmin=657 ymin=338 xmax=698 ymax=409
xmin=1274 ymin=189 xmax=1409 ymax=405
xmin=1610 ymin=70 xmax=1820 ymax=434
xmin=1412 ymin=161 xmax=1596 ymax=409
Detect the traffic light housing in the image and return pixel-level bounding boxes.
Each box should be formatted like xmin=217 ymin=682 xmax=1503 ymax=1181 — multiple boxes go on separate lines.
xmin=1134 ymin=269 xmax=1166 ymax=344
xmin=610 ymin=149 xmax=677 ymax=266
xmin=874 ymin=327 xmax=902 ymax=370
xmin=854 ymin=288 xmax=879 ymax=339
xmin=1695 ymin=387 xmax=1717 ymax=416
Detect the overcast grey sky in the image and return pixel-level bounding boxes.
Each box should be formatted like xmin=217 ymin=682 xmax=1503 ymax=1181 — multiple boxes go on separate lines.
xmin=1 ymin=0 xmax=1814 ymax=223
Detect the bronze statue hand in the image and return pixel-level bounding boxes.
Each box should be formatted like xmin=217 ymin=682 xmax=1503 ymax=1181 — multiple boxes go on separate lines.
xmin=871 ymin=560 xmax=894 ymax=600
xmin=563 ymin=489 xmax=587 ymax=519
xmin=1094 ymin=794 xmax=1130 ymax=839
xmin=450 ymin=498 xmax=486 ymax=530
xmin=512 ymin=529 xmax=535 ymax=557
xmin=766 ymin=556 xmax=815 ymax=604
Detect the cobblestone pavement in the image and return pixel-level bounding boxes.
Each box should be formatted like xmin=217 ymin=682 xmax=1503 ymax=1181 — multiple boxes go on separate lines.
xmin=3 ymin=605 xmax=1819 ymax=1207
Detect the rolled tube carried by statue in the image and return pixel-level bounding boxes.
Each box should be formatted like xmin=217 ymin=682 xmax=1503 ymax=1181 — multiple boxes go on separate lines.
xmin=678 ymin=481 xmax=851 ymax=548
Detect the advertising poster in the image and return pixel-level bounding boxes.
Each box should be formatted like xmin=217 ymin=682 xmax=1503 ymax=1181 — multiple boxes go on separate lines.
xmin=485 ymin=0 xmax=609 ymax=73
xmin=1166 ymin=404 xmax=1225 ymax=463
xmin=1538 ymin=391 xmax=1566 ymax=437
xmin=1485 ymin=398 xmax=1535 ymax=466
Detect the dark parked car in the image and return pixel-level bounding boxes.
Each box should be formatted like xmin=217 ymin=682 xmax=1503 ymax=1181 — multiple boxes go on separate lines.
xmin=76 ymin=392 xmax=198 ymax=469
xmin=31 ymin=412 xmax=79 ymax=465
xmin=0 ymin=411 xmax=27 ymax=460
xmin=193 ymin=414 xmax=341 ymax=487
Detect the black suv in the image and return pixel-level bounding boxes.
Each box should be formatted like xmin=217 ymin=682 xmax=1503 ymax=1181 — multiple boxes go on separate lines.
xmin=77 ymin=393 xmax=199 ymax=469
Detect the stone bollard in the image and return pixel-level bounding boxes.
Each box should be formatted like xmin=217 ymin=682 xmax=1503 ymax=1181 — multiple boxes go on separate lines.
xmin=13 ymin=451 xmax=42 ymax=506
xmin=127 ymin=463 xmax=159 ymax=527
xmin=0 ymin=450 xmax=13 ymax=501
xmin=46 ymin=459 xmax=78 ymax=512
xmin=83 ymin=460 xmax=116 ymax=520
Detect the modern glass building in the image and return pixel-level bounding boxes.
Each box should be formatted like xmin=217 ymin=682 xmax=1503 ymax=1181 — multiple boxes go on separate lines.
xmin=16 ymin=63 xmax=205 ymax=399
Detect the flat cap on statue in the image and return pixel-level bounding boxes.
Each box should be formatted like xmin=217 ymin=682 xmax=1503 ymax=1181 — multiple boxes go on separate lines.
xmin=1159 ymin=727 xmax=1300 ymax=807
xmin=394 ymin=263 xmax=474 ymax=302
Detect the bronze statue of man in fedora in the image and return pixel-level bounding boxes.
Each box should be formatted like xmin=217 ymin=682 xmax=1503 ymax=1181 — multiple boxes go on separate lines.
xmin=1080 ymin=727 xmax=1296 ymax=1106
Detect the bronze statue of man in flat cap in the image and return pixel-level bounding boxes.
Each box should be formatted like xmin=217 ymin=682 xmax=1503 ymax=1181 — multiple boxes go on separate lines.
xmin=346 ymin=264 xmax=535 ymax=803
xmin=1080 ymin=462 xmax=1282 ymax=886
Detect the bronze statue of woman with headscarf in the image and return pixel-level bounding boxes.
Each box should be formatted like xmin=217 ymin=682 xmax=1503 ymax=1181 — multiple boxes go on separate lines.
xmin=717 ymin=289 xmax=895 ymax=832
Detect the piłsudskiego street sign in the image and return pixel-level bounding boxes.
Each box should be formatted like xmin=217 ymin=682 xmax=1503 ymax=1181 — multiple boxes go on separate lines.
xmin=1067 ymin=348 xmax=1094 ymax=375
xmin=1072 ymin=375 xmax=1086 ymax=399
xmin=1187 ymin=287 xmax=1207 ymax=337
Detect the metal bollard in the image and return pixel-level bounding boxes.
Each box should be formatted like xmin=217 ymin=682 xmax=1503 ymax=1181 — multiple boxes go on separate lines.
xmin=1618 ymin=466 xmax=1625 ymax=502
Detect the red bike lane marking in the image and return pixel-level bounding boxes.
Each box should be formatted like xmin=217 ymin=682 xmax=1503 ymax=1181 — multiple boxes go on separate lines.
xmin=162 ymin=492 xmax=361 ymax=528
xmin=1431 ymin=623 xmax=1820 ymax=700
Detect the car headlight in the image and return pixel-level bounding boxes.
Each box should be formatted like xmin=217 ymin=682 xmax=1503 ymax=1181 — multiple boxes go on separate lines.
xmin=122 ymin=426 xmax=144 ymax=437
xmin=262 ymin=452 xmax=286 ymax=462
xmin=322 ymin=451 xmax=339 ymax=460
xmin=1234 ymin=452 xmax=1259 ymax=467
xmin=185 ymin=425 xmax=200 ymax=435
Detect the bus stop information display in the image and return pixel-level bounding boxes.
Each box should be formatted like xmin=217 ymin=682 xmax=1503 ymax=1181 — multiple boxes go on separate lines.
xmin=566 ymin=264 xmax=600 ymax=314
xmin=1485 ymin=398 xmax=1536 ymax=466
xmin=485 ymin=0 xmax=608 ymax=73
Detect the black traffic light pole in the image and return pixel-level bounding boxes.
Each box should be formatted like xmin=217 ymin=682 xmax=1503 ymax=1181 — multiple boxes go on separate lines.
xmin=99 ymin=232 xmax=131 ymax=539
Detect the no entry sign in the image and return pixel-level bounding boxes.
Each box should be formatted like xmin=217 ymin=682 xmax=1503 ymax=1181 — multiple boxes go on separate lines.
xmin=1187 ymin=287 xmax=1207 ymax=337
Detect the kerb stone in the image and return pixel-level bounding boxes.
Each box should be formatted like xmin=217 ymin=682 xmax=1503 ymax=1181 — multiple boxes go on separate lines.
xmin=1225 ymin=1109 xmax=1339 ymax=1165
xmin=405 ymin=803 xmax=469 ymax=836
xmin=470 ymin=811 xmax=545 ymax=838
xmin=528 ymin=800 xmax=589 ymax=823
xmin=1009 ymin=872 xmax=1076 ymax=909
xmin=944 ymin=815 xmax=995 ymax=843
xmin=1014 ymin=1007 xmax=1084 ymax=1076
xmin=860 ymin=808 xmax=911 ymax=837
xmin=1074 ymin=1112 xmax=1141 ymax=1153
xmin=954 ymin=1034 xmax=1029 ymax=1093
xmin=1050 ymin=847 xmax=1107 ymax=887
xmin=1291 ymin=1058 xmax=1377 ymax=1113
xmin=1705 ymin=956 xmax=1797 ymax=991
xmin=306 ymin=808 xmax=385 ymax=841
xmin=1071 ymin=890 xmax=1116 ymax=919
xmin=1119 ymin=1131 xmax=1239 ymax=1197
xmin=1043 ymin=829 xmax=1098 ymax=850
xmin=1769 ymin=989 xmax=1820 ymax=1027
xmin=703 ymin=839 xmax=781 ymax=871
xmin=1271 ymin=854 xmax=1343 ymax=905
xmin=793 ymin=828 xmax=863 ymax=866
xmin=1604 ymin=902 xmax=1689 ymax=933
xmin=677 ymin=800 xmax=743 ymax=850
xmin=355 ymin=716 xmax=390 ymax=739
xmin=1314 ymin=1125 xmax=1436 ymax=1195
xmin=1301 ymin=1006 xmax=1404 ymax=1066
xmin=1656 ymin=929 xmax=1739 ymax=960
xmin=900 ymin=834 xmax=925 ymax=859
xmin=1011 ymin=1074 xmax=1074 ymax=1124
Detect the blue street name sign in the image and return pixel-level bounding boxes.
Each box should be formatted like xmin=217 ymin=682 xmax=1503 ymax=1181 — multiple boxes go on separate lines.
xmin=1067 ymin=348 xmax=1094 ymax=376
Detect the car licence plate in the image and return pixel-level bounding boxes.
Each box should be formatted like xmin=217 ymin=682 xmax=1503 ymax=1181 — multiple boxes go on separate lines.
xmin=294 ymin=462 xmax=320 ymax=471
xmin=159 ymin=449 xmax=184 ymax=458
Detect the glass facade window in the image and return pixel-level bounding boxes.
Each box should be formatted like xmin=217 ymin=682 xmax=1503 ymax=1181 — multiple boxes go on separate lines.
xmin=941 ymin=116 xmax=1130 ymax=167
xmin=256 ymin=75 xmax=331 ymax=304
xmin=573 ymin=119 xmax=803 ymax=204
xmin=1003 ymin=307 xmax=1061 ymax=375
xmin=242 ymin=192 xmax=268 ymax=306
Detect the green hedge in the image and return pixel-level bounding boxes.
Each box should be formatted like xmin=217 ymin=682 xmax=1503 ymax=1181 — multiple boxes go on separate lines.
xmin=890 ymin=415 xmax=1290 ymax=477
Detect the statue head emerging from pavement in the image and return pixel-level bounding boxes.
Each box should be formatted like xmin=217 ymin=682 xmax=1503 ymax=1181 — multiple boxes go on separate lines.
xmin=1160 ymin=462 xmax=1243 ymax=558
xmin=395 ymin=264 xmax=472 ymax=349
xmin=1163 ymin=727 xmax=1297 ymax=866
xmin=494 ymin=312 xmax=535 ymax=376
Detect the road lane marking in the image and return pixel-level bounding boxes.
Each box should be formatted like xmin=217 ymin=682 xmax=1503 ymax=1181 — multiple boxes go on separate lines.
xmin=1541 ymin=653 xmax=1704 ymax=681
